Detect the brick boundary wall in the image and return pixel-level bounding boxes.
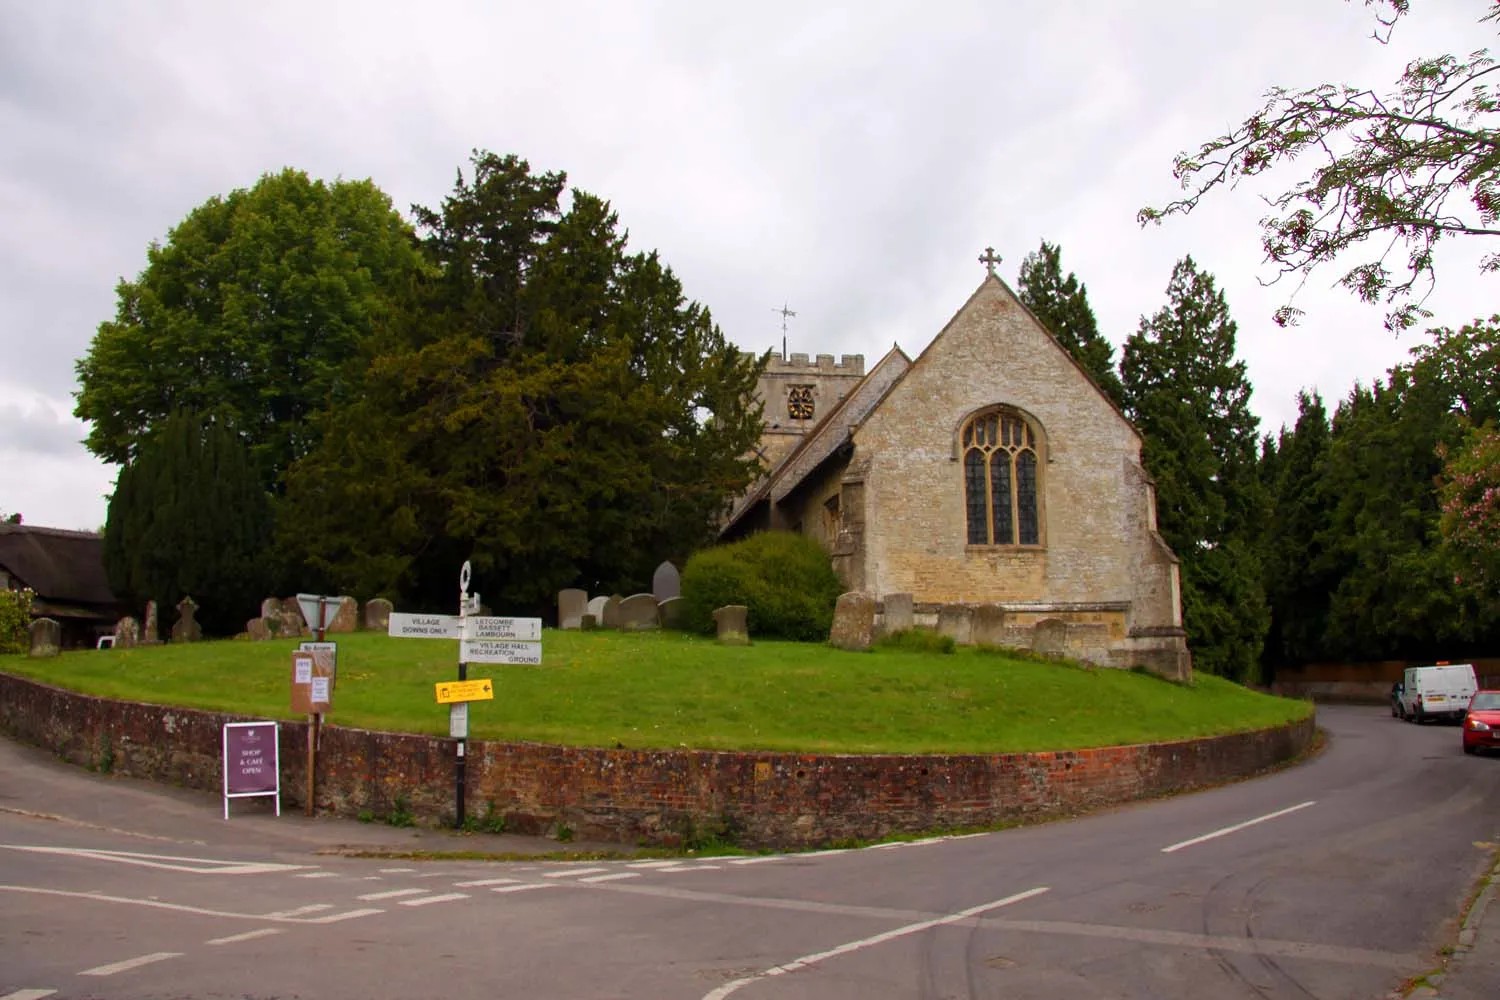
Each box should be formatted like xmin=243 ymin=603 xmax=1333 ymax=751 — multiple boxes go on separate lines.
xmin=0 ymin=672 xmax=1316 ymax=848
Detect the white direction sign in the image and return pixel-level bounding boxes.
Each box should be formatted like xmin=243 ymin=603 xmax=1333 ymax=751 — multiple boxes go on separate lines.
xmin=464 ymin=616 xmax=542 ymax=641
xmin=296 ymin=593 xmax=337 ymax=633
xmin=387 ymin=613 xmax=461 ymax=640
xmin=461 ymin=639 xmax=542 ymax=665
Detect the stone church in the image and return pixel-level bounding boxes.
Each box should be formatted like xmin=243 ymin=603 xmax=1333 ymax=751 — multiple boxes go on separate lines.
xmin=722 ymin=266 xmax=1191 ymax=678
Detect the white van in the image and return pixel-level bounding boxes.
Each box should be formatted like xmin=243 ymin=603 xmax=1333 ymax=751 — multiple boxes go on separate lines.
xmin=1398 ymin=664 xmax=1479 ymax=723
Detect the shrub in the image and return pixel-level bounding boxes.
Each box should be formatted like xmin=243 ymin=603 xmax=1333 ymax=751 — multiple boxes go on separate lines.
xmin=681 ymin=532 xmax=844 ymax=641
xmin=0 ymin=587 xmax=34 ymax=654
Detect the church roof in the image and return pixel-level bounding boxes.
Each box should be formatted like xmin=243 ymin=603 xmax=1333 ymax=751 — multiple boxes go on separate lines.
xmin=723 ymin=344 xmax=910 ymax=535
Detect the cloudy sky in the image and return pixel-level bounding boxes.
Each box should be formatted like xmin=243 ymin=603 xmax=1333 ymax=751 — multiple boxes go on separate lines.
xmin=1 ymin=0 xmax=1491 ymax=531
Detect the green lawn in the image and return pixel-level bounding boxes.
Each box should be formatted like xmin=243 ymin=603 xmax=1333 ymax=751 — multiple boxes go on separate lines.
xmin=0 ymin=630 xmax=1310 ymax=754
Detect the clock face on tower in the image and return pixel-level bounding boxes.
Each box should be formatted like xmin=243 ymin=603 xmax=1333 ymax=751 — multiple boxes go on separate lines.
xmin=788 ymin=385 xmax=815 ymax=420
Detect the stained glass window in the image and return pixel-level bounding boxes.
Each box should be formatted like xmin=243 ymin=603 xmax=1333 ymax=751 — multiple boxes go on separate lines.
xmin=960 ymin=409 xmax=1042 ymax=546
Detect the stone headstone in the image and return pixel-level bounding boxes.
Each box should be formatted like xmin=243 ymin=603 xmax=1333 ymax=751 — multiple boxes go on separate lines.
xmin=246 ymin=617 xmax=272 ymax=641
xmin=972 ymin=604 xmax=1008 ymax=646
xmin=936 ymin=604 xmax=974 ymax=646
xmin=651 ymin=561 xmax=681 ymax=602
xmin=557 ymin=589 xmax=588 ymax=630
xmin=326 ymin=596 xmax=358 ymax=634
xmin=586 ymin=596 xmax=609 ymax=622
xmin=881 ymin=592 xmax=913 ymax=634
xmin=171 ymin=596 xmax=202 ymax=643
xmin=600 ymin=595 xmax=624 ymax=629
xmin=364 ymin=598 xmax=393 ymax=630
xmin=142 ymin=600 xmax=160 ymax=644
xmin=272 ymin=597 xmax=307 ymax=638
xmin=580 ymin=613 xmax=598 ymax=631
xmin=28 ymin=617 xmax=61 ymax=657
xmin=1032 ymin=619 xmax=1069 ymax=658
xmin=112 ymin=616 xmax=140 ymax=649
xmin=658 ymin=596 xmax=685 ymax=630
xmin=260 ymin=597 xmax=282 ymax=620
xmin=617 ymin=593 xmax=660 ymax=630
xmin=829 ymin=591 xmax=877 ymax=651
xmin=713 ymin=605 xmax=749 ymax=645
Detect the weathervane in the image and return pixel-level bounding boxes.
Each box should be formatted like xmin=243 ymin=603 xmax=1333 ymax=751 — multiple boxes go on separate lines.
xmin=773 ymin=302 xmax=797 ymax=361
xmin=979 ymin=247 xmax=1002 ymax=277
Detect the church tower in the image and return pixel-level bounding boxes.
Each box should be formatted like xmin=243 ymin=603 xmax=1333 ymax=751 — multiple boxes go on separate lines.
xmin=745 ymin=352 xmax=865 ymax=470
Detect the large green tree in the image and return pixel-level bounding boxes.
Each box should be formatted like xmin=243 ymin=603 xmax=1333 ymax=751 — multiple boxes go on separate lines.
xmin=1122 ymin=257 xmax=1269 ymax=680
xmin=278 ymin=152 xmax=766 ymax=612
xmin=103 ymin=410 xmax=273 ymax=636
xmin=1140 ymin=1 xmax=1500 ymax=330
xmin=1015 ymin=240 xmax=1126 ymax=408
xmin=75 ymin=169 xmax=426 ymax=484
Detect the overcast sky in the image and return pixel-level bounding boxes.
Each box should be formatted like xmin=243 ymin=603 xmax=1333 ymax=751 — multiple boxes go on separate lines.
xmin=1 ymin=0 xmax=1491 ymax=531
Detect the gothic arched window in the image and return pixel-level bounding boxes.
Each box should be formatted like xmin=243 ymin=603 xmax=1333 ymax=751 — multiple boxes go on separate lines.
xmin=961 ymin=409 xmax=1042 ymax=546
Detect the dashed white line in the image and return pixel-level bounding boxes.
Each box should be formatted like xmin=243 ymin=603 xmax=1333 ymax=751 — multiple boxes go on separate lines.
xmin=1161 ymin=801 xmax=1318 ymax=854
xmin=627 ymin=860 xmax=682 ymax=869
xmin=358 ymin=888 xmax=430 ymax=901
xmin=543 ymin=867 xmax=608 ymax=878
xmin=727 ymin=856 xmax=783 ymax=865
xmin=0 ymin=990 xmax=58 ymax=1000
xmin=206 ymin=928 xmax=284 ymax=946
xmin=492 ymin=883 xmax=551 ymax=894
xmin=79 ymin=952 xmax=183 ymax=977
xmin=657 ymin=864 xmax=721 ymax=872
xmin=400 ymin=892 xmax=469 ymax=907
xmin=306 ymin=908 xmax=383 ymax=923
xmin=295 ymin=871 xmax=340 ymax=879
xmin=379 ymin=867 xmax=416 ymax=873
xmin=701 ymin=887 xmax=1050 ymax=999
xmin=580 ymin=872 xmax=640 ymax=883
xmin=262 ymin=904 xmax=333 ymax=918
xmin=454 ymin=877 xmax=521 ymax=887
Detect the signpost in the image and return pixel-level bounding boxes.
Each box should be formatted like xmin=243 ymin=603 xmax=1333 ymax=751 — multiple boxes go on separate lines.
xmin=222 ymin=721 xmax=280 ymax=820
xmin=293 ymin=593 xmax=339 ymax=816
xmin=385 ymin=562 xmax=543 ymax=829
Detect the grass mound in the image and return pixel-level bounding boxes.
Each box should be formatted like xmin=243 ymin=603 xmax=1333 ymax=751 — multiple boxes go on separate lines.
xmin=1 ymin=630 xmax=1310 ymax=754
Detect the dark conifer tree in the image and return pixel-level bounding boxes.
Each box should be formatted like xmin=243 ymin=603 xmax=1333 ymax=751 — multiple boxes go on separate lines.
xmin=1016 ymin=240 xmax=1126 ymax=408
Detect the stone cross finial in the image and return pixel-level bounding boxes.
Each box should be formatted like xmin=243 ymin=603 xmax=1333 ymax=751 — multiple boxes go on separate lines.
xmin=978 ymin=247 xmax=1002 ymax=277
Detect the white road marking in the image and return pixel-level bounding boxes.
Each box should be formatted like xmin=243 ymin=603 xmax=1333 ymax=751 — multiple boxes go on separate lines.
xmin=306 ymin=908 xmax=383 ymax=923
xmin=580 ymin=872 xmax=640 ymax=883
xmin=79 ymin=952 xmax=183 ymax=977
xmin=492 ymin=884 xmax=552 ymax=894
xmin=701 ymin=887 xmax=1050 ymax=999
xmin=727 ymin=856 xmax=783 ymax=865
xmin=627 ymin=860 xmax=683 ymax=868
xmin=295 ymin=871 xmax=340 ymax=879
xmin=543 ymin=867 xmax=608 ymax=878
xmin=657 ymin=864 xmax=721 ymax=872
xmin=0 ymin=990 xmax=58 ymax=1000
xmin=358 ymin=888 xmax=430 ymax=901
xmin=454 ymin=877 xmax=520 ymax=887
xmin=1161 ymin=801 xmax=1318 ymax=854
xmin=379 ymin=867 xmax=416 ymax=873
xmin=399 ymin=892 xmax=468 ymax=907
xmin=206 ymin=928 xmax=284 ymax=946
xmin=262 ymin=904 xmax=333 ymax=918
xmin=0 ymin=845 xmax=304 ymax=876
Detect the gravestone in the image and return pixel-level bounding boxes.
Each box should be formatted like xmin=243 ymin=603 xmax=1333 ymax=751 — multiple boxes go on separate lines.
xmin=326 ymin=596 xmax=358 ymax=634
xmin=172 ymin=596 xmax=202 ymax=643
xmin=1032 ymin=619 xmax=1069 ymax=658
xmin=364 ymin=598 xmax=393 ymax=630
xmin=713 ymin=605 xmax=749 ymax=645
xmin=586 ymin=596 xmax=609 ymax=622
xmin=651 ymin=561 xmax=681 ymax=603
xmin=28 ymin=617 xmax=60 ymax=657
xmin=557 ymin=589 xmax=588 ymax=630
xmin=881 ymin=592 xmax=913 ymax=634
xmin=142 ymin=600 xmax=160 ymax=644
xmin=600 ymin=595 xmax=623 ymax=629
xmin=617 ymin=594 xmax=659 ymax=630
xmin=246 ymin=617 xmax=272 ymax=641
xmin=936 ymin=604 xmax=974 ymax=646
xmin=113 ymin=616 xmax=140 ymax=649
xmin=658 ymin=596 xmax=685 ymax=630
xmin=829 ymin=591 xmax=876 ymax=651
xmin=971 ymin=604 xmax=1008 ymax=646
xmin=580 ymin=613 xmax=598 ymax=631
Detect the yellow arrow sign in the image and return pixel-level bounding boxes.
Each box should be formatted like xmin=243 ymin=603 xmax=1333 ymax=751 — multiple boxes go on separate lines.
xmin=435 ymin=678 xmax=494 ymax=704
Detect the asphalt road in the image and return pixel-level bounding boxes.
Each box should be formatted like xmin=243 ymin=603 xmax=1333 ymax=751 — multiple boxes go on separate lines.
xmin=2 ymin=704 xmax=1498 ymax=999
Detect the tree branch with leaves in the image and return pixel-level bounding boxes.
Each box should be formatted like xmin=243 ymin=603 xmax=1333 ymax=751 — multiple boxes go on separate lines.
xmin=1140 ymin=1 xmax=1500 ymax=331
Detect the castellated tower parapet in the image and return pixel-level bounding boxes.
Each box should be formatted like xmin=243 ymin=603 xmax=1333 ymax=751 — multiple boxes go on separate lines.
xmin=742 ymin=351 xmax=866 ymax=470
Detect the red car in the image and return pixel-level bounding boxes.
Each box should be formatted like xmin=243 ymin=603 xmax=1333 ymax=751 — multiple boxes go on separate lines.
xmin=1462 ymin=691 xmax=1500 ymax=755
